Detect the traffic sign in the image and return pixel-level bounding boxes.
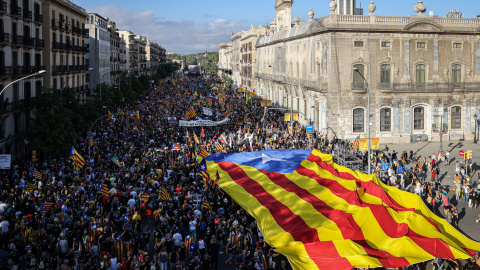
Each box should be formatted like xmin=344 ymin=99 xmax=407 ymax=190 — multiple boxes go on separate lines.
xmin=459 ymin=150 xmax=464 ymax=156
xmin=306 ymin=125 xmax=314 ymax=133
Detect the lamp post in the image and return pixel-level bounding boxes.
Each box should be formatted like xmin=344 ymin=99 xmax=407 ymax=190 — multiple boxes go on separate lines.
xmin=0 ymin=70 xmax=46 ymax=96
xmin=353 ymin=67 xmax=371 ymax=174
xmin=62 ymin=68 xmax=93 ymax=99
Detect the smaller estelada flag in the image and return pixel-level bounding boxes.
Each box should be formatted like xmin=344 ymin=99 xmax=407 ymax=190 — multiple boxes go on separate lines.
xmin=213 ymin=140 xmax=223 ymax=152
xmin=41 ymin=203 xmax=54 ymax=213
xmin=171 ymin=143 xmax=181 ymax=151
xmin=25 ymin=182 xmax=36 ymax=192
xmin=34 ymin=168 xmax=42 ymax=179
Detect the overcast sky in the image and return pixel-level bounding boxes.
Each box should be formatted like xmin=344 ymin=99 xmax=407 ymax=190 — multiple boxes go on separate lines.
xmin=76 ymin=0 xmax=479 ymax=55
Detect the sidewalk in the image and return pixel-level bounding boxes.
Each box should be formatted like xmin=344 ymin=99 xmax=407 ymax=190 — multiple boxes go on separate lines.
xmin=384 ymin=141 xmax=480 ymax=242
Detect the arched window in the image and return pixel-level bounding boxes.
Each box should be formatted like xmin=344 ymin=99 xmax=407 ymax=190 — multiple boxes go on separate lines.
xmin=451 ymin=106 xmax=461 ymax=129
xmin=353 ymin=64 xmax=366 ymax=90
xmin=380 ymin=108 xmax=391 ymax=132
xmin=416 ymin=64 xmax=425 ymax=84
xmin=413 ymin=106 xmax=424 ymax=130
xmin=353 ymin=108 xmax=364 ymax=132
xmin=452 ymin=64 xmax=461 ymax=85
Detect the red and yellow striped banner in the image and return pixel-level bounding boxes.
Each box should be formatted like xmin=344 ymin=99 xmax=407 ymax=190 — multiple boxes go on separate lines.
xmin=205 ymin=149 xmax=480 ymax=270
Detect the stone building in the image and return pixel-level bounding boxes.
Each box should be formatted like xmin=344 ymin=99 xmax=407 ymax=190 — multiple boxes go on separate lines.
xmin=0 ymin=0 xmax=45 ymax=158
xmin=251 ymin=0 xmax=480 ymax=143
xmin=86 ymin=12 xmax=110 ymax=92
xmin=146 ymin=40 xmax=166 ymax=78
xmin=218 ymin=42 xmax=232 ymax=77
xmin=108 ymin=22 xmax=126 ymax=86
xmin=118 ymin=31 xmax=147 ymax=76
xmin=41 ymin=0 xmax=89 ymax=100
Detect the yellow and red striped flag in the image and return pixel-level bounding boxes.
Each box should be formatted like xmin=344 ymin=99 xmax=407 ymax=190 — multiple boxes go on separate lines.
xmin=194 ymin=132 xmax=200 ymax=144
xmin=41 ymin=203 xmax=54 ymax=213
xmin=204 ymin=149 xmax=480 ymax=270
xmin=69 ymin=147 xmax=85 ymax=171
xmin=186 ymin=105 xmax=196 ymax=119
xmin=25 ymin=182 xmax=36 ymax=192
xmin=198 ymin=147 xmax=209 ymax=158
xmin=34 ymin=168 xmax=42 ymax=179
xmin=161 ymin=186 xmax=170 ymax=201
xmin=98 ymin=180 xmax=109 ymax=197
xmin=139 ymin=192 xmax=149 ymax=202
xmin=202 ymin=196 xmax=212 ymax=213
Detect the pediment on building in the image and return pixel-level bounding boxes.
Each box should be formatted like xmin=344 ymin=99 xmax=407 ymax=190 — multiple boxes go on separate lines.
xmin=404 ymin=21 xmax=445 ymax=32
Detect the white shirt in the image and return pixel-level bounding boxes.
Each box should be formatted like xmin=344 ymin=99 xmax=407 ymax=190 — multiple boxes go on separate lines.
xmin=189 ymin=220 xmax=197 ymax=231
xmin=198 ymin=239 xmax=205 ymax=249
xmin=128 ymin=199 xmax=136 ymax=209
xmin=0 ymin=220 xmax=9 ymax=233
xmin=173 ymin=233 xmax=182 ymax=246
xmin=110 ymin=258 xmax=117 ymax=270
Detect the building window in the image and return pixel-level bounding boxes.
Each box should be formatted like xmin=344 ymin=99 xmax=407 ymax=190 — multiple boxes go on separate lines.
xmin=380 ymin=64 xmax=391 ymax=89
xmin=381 ymin=41 xmax=391 ymax=48
xmin=413 ymin=106 xmax=424 ymax=130
xmin=353 ymin=108 xmax=365 ymax=132
xmin=417 ymin=42 xmax=426 ymax=48
xmin=352 ymin=64 xmax=365 ymax=90
xmin=416 ymin=64 xmax=426 ymax=84
xmin=452 ymin=64 xmax=461 ymax=84
xmin=380 ymin=108 xmax=391 ymax=131
xmin=451 ymin=106 xmax=461 ymax=129
xmin=453 ymin=43 xmax=462 ymax=48
xmin=354 ymin=41 xmax=364 ymax=48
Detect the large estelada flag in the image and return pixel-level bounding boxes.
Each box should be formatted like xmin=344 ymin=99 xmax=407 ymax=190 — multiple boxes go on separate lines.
xmin=204 ymin=149 xmax=480 ymax=270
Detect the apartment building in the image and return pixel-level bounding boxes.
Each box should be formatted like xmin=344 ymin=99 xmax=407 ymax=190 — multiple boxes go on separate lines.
xmin=42 ymin=0 xmax=88 ymax=100
xmin=85 ymin=12 xmax=110 ymax=93
xmin=0 ymin=0 xmax=45 ymax=158
xmin=108 ymin=22 xmax=126 ymax=86
xmin=146 ymin=40 xmax=166 ymax=78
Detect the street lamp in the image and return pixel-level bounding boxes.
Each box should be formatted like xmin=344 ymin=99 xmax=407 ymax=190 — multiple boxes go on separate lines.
xmin=353 ymin=67 xmax=371 ymax=174
xmin=1 ymin=70 xmax=46 ymax=96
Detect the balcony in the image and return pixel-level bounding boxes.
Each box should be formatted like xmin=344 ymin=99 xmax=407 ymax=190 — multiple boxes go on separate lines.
xmin=0 ymin=1 xmax=6 ymax=14
xmin=61 ymin=65 xmax=67 ymax=73
xmin=52 ymin=65 xmax=61 ymax=75
xmin=34 ymin=13 xmax=42 ymax=24
xmin=23 ymin=10 xmax=32 ymax=21
xmin=10 ymin=5 xmax=21 ymax=18
xmin=60 ymin=22 xmax=66 ymax=31
xmin=23 ymin=36 xmax=35 ymax=48
xmin=82 ymin=29 xmax=89 ymax=37
xmin=0 ymin=66 xmax=12 ymax=78
xmin=379 ymin=82 xmax=480 ymax=92
xmin=52 ymin=19 xmax=59 ymax=29
xmin=73 ymin=26 xmax=81 ymax=35
xmin=29 ymin=66 xmax=46 ymax=74
xmin=34 ymin=38 xmax=44 ymax=49
xmin=351 ymin=82 xmax=367 ymax=91
xmin=67 ymin=24 xmax=72 ymax=32
xmin=0 ymin=102 xmax=13 ymax=115
xmin=0 ymin=33 xmax=9 ymax=45
xmin=25 ymin=97 xmax=37 ymax=108
xmin=11 ymin=35 xmax=23 ymax=46
xmin=12 ymin=66 xmax=27 ymax=77
xmin=14 ymin=100 xmax=25 ymax=112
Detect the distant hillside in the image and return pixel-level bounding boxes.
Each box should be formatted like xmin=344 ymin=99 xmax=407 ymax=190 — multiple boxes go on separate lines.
xmin=167 ymin=52 xmax=219 ymax=64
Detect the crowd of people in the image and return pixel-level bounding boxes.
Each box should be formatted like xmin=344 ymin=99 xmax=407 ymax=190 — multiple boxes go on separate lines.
xmin=0 ymin=73 xmax=324 ymax=270
xmin=0 ymin=72 xmax=479 ymax=270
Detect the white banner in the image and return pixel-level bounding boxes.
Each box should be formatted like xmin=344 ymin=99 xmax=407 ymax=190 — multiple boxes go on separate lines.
xmin=202 ymin=107 xmax=213 ymax=116
xmin=179 ymin=118 xmax=230 ymax=127
xmin=167 ymin=117 xmax=177 ymax=123
xmin=0 ymin=154 xmax=11 ymax=169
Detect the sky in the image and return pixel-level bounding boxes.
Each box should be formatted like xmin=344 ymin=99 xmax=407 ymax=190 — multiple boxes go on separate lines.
xmin=75 ymin=0 xmax=480 ymax=55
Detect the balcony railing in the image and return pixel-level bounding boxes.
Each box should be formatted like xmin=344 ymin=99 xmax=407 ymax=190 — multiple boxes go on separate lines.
xmin=352 ymin=82 xmax=367 ymax=90
xmin=0 ymin=102 xmax=13 ymax=115
xmin=11 ymin=35 xmax=23 ymax=46
xmin=29 ymin=66 xmax=46 ymax=74
xmin=34 ymin=13 xmax=42 ymax=23
xmin=378 ymin=82 xmax=480 ymax=91
xmin=60 ymin=22 xmax=66 ymax=31
xmin=82 ymin=29 xmax=89 ymax=37
xmin=35 ymin=38 xmax=44 ymax=48
xmin=0 ymin=1 xmax=6 ymax=14
xmin=10 ymin=5 xmax=21 ymax=17
xmin=12 ymin=66 xmax=27 ymax=77
xmin=0 ymin=33 xmax=9 ymax=45
xmin=23 ymin=10 xmax=32 ymax=21
xmin=23 ymin=36 xmax=35 ymax=47
xmin=0 ymin=66 xmax=12 ymax=78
